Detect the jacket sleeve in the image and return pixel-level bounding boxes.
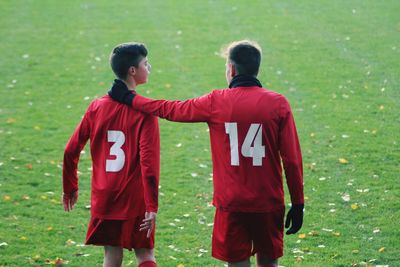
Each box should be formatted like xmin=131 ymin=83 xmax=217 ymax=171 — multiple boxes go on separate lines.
xmin=278 ymin=98 xmax=304 ymax=205
xmin=62 ymin=110 xmax=91 ymax=195
xmin=139 ymin=115 xmax=160 ymax=212
xmin=132 ymin=93 xmax=213 ymax=122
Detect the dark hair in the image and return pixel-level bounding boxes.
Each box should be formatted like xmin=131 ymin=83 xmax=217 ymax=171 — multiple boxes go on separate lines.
xmin=110 ymin=42 xmax=148 ymax=80
xmin=225 ymin=40 xmax=261 ymax=76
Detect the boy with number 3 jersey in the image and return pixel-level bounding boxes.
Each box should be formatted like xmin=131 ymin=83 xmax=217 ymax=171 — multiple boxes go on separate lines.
xmin=109 ymin=40 xmax=304 ymax=267
xmin=62 ymin=43 xmax=159 ymax=267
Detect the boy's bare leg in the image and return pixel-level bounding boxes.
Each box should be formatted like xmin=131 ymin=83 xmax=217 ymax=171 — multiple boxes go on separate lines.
xmin=135 ymin=248 xmax=156 ymax=266
xmin=256 ymin=253 xmax=278 ymax=267
xmin=228 ymin=258 xmax=251 ymax=267
xmin=103 ymin=246 xmax=123 ymax=267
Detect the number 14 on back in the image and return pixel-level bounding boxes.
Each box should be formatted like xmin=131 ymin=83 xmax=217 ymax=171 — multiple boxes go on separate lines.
xmin=225 ymin=123 xmax=265 ymax=166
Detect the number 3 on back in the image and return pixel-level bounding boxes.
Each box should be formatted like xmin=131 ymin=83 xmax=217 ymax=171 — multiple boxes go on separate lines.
xmin=106 ymin=130 xmax=125 ymax=172
xmin=225 ymin=123 xmax=265 ymax=166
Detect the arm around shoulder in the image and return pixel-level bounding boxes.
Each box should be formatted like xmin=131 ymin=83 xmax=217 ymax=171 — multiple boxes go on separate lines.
xmin=132 ymin=93 xmax=213 ymax=122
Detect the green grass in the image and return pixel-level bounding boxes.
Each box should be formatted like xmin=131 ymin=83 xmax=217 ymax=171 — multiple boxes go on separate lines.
xmin=1 ymin=0 xmax=399 ymax=266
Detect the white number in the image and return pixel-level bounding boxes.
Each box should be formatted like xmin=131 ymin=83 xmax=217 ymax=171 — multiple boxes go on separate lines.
xmin=225 ymin=122 xmax=239 ymax=166
xmin=241 ymin=124 xmax=265 ymax=166
xmin=225 ymin=123 xmax=265 ymax=166
xmin=106 ymin=130 xmax=125 ymax=172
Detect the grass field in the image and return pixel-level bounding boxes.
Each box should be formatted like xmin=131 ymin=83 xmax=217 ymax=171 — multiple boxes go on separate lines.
xmin=1 ymin=1 xmax=399 ymax=266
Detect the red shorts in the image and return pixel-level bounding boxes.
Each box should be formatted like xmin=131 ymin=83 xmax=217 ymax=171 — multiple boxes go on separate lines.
xmin=85 ymin=215 xmax=154 ymax=251
xmin=212 ymin=209 xmax=284 ymax=262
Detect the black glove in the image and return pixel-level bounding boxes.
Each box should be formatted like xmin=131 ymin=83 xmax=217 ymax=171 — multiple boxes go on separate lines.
xmin=285 ymin=204 xmax=304 ymax=235
xmin=108 ymin=79 xmax=135 ymax=105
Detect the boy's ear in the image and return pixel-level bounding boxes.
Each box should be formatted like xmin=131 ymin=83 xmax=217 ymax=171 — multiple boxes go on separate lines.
xmin=230 ymin=63 xmax=236 ymax=78
xmin=128 ymin=66 xmax=136 ymax=76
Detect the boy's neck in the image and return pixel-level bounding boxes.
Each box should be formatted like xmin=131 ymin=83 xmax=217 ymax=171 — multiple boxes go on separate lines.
xmin=122 ymin=78 xmax=137 ymax=91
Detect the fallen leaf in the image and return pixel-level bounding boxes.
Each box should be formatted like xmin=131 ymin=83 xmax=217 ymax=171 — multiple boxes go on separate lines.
xmin=292 ymin=248 xmax=304 ymax=254
xmin=351 ymin=203 xmax=359 ymax=210
xmin=74 ymin=252 xmax=91 ymax=257
xmin=298 ymin=233 xmax=306 ymax=239
xmin=25 ymin=164 xmax=33 ymax=170
xmin=65 ymin=239 xmax=76 ymax=246
xmin=373 ymin=228 xmax=380 ymax=234
xmin=6 ymin=118 xmax=16 ymax=124
xmin=308 ymin=230 xmax=319 ymax=236
xmin=339 ymin=158 xmax=349 ymax=164
xmin=20 ymin=236 xmax=28 ymax=240
xmin=177 ymin=264 xmax=184 ymax=267
xmin=378 ymin=247 xmax=385 ymax=253
xmin=341 ymin=193 xmax=350 ymax=202
xmin=54 ymin=258 xmax=66 ymax=266
xmin=3 ymin=195 xmax=11 ymax=201
xmin=331 ymin=253 xmax=339 ymax=259
xmin=33 ymin=255 xmax=41 ymax=261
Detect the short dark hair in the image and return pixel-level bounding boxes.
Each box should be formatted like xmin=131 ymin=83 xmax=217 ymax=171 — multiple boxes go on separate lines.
xmin=223 ymin=40 xmax=261 ymax=76
xmin=110 ymin=42 xmax=148 ymax=80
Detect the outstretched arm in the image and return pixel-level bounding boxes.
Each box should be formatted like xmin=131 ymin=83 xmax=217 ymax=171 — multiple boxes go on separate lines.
xmin=108 ymin=79 xmax=212 ymax=122
xmin=132 ymin=94 xmax=212 ymax=122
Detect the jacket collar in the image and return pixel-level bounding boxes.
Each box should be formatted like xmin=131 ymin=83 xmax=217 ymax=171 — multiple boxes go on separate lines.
xmin=228 ymin=75 xmax=263 ymax=88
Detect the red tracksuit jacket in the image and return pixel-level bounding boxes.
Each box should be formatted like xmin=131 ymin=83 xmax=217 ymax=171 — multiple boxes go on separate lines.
xmin=63 ymin=95 xmax=160 ymax=219
xmin=131 ymin=86 xmax=303 ymax=212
